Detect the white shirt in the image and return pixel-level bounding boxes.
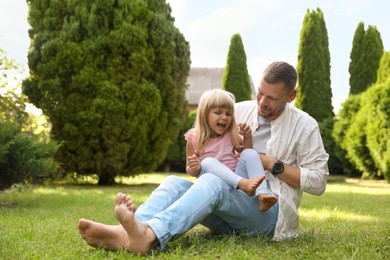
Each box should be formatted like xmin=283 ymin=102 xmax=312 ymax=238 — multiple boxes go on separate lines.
xmin=235 ymin=100 xmax=329 ymax=241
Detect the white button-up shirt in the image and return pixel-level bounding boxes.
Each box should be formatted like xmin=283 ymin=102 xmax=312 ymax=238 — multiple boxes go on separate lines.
xmin=235 ymin=100 xmax=329 ymax=241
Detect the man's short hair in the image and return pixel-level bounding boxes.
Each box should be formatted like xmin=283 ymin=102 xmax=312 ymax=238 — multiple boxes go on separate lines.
xmin=263 ymin=61 xmax=298 ymax=90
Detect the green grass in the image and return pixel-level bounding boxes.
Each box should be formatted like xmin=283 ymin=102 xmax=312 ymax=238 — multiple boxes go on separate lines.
xmin=1 ymin=174 xmax=389 ymax=259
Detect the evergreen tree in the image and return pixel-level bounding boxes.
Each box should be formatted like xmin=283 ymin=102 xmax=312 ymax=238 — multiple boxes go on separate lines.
xmin=376 ymin=51 xmax=390 ymax=84
xmin=222 ymin=33 xmax=252 ymax=102
xmin=349 ymin=22 xmax=365 ymax=94
xmin=23 ymin=0 xmax=190 ymax=185
xmin=364 ymin=81 xmax=390 ymax=182
xmin=296 ymin=8 xmax=334 ymax=122
xmin=335 ymin=52 xmax=390 ymax=181
xmin=333 ymin=95 xmax=364 ymax=176
xmin=349 ymin=23 xmax=384 ymax=94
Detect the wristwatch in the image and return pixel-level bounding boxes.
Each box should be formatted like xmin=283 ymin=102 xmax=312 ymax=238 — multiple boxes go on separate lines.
xmin=272 ymin=160 xmax=284 ymax=175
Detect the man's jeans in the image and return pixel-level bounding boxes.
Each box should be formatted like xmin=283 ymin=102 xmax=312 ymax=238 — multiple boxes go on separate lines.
xmin=135 ymin=174 xmax=278 ymax=249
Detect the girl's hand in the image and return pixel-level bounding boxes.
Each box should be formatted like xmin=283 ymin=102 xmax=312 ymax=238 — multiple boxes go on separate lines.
xmin=187 ymin=154 xmax=201 ymax=175
xmin=238 ymin=123 xmax=252 ymax=138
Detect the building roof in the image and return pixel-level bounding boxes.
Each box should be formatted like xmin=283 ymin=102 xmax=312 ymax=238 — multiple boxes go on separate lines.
xmin=185 ymin=67 xmax=256 ymax=108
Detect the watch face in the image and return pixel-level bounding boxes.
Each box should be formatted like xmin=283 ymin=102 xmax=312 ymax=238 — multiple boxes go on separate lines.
xmin=274 ymin=162 xmax=283 ymax=172
xmin=273 ymin=161 xmax=284 ymax=175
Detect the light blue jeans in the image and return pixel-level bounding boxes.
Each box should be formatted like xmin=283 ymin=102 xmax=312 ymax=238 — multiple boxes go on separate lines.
xmin=200 ymin=148 xmax=269 ymax=196
xmin=134 ymin=174 xmax=279 ymax=250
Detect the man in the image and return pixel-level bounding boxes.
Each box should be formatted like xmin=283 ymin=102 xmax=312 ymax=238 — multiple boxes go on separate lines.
xmin=78 ymin=61 xmax=329 ymax=254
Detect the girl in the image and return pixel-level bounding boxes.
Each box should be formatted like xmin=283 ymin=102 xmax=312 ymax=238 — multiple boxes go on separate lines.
xmin=185 ymin=89 xmax=277 ymax=212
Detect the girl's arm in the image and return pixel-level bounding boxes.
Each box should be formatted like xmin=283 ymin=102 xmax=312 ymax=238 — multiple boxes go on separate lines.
xmin=239 ymin=123 xmax=253 ymax=149
xmin=185 ymin=141 xmax=201 ymax=177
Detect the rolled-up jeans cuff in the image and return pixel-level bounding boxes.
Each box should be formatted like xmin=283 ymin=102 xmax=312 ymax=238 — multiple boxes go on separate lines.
xmin=145 ymin=218 xmax=171 ymax=250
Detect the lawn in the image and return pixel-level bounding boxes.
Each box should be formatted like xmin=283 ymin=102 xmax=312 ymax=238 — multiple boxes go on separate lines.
xmin=0 ymin=174 xmax=389 ymax=259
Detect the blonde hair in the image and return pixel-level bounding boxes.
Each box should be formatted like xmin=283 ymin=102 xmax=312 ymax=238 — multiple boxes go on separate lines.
xmin=193 ymin=89 xmax=241 ymax=151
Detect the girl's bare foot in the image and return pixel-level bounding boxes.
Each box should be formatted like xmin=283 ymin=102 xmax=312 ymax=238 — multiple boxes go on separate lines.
xmin=77 ymin=219 xmax=129 ymax=251
xmin=257 ymin=194 xmax=278 ymax=212
xmin=237 ymin=176 xmax=265 ymax=196
xmin=114 ymin=193 xmax=158 ymax=254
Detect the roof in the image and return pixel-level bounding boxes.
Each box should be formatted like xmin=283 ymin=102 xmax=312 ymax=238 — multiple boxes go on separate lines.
xmin=185 ymin=67 xmax=256 ymax=107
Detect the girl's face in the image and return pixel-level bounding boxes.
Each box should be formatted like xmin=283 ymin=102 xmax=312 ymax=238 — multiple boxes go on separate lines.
xmin=207 ymin=107 xmax=233 ymax=138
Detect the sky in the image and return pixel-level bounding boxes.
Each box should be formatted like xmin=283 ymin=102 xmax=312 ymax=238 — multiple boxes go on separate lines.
xmin=1 ymin=0 xmax=389 ymax=112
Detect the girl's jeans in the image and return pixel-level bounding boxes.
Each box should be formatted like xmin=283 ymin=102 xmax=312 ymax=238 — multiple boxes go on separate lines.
xmin=135 ymin=174 xmax=278 ymax=249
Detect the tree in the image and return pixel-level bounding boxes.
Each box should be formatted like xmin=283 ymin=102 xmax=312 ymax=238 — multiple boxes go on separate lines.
xmin=376 ymin=51 xmax=390 ymax=84
xmin=0 ymin=49 xmax=29 ymax=127
xmin=296 ymin=8 xmax=337 ymax=173
xmin=348 ymin=23 xmax=384 ymax=94
xmin=334 ymin=54 xmax=390 ymax=181
xmin=348 ymin=22 xmax=365 ymax=94
xmin=222 ymin=33 xmax=252 ymax=102
xmin=341 ymin=82 xmax=390 ymax=181
xmin=296 ymin=8 xmax=334 ymax=123
xmin=23 ymin=0 xmax=190 ymax=185
xmin=333 ymin=95 xmax=363 ymax=177
xmin=364 ymin=81 xmax=390 ymax=181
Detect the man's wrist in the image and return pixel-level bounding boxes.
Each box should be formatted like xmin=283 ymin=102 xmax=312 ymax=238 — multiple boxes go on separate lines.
xmin=272 ymin=160 xmax=284 ymax=175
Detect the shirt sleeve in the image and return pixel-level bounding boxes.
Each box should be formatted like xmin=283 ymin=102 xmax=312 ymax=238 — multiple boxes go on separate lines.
xmin=298 ymin=121 xmax=329 ymax=196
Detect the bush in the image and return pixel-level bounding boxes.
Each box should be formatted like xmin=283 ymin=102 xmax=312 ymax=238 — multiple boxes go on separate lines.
xmin=160 ymin=110 xmax=197 ymax=172
xmin=334 ymin=81 xmax=390 ymax=182
xmin=0 ymin=120 xmax=59 ymax=189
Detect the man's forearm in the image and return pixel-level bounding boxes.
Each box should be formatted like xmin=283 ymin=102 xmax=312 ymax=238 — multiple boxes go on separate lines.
xmin=260 ymin=154 xmax=301 ymax=188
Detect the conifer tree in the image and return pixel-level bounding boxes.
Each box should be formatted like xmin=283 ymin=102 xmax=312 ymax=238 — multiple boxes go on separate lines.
xmin=296 ymin=8 xmax=333 ymax=122
xmin=349 ymin=22 xmax=365 ymax=94
xmin=349 ymin=23 xmax=384 ymax=94
xmin=222 ymin=33 xmax=252 ymax=102
xmin=376 ymin=51 xmax=390 ymax=84
xmin=23 ymin=0 xmax=190 ymax=184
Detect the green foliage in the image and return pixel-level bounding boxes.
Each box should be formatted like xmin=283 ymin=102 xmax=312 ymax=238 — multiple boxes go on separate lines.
xmin=348 ymin=22 xmax=365 ymax=94
xmin=343 ymin=104 xmax=377 ymax=177
xmin=349 ymin=23 xmax=384 ymax=94
xmin=319 ymin=117 xmax=343 ymax=175
xmin=0 ymin=49 xmax=29 ymax=127
xmin=296 ymin=8 xmax=334 ymax=123
xmin=333 ymin=95 xmax=364 ymax=176
xmin=23 ymin=0 xmax=190 ymax=184
xmin=222 ymin=33 xmax=252 ymax=102
xmin=0 ymin=120 xmax=59 ymax=189
xmin=334 ymin=81 xmax=390 ymax=181
xmin=364 ymin=81 xmax=390 ymax=181
xmin=162 ymin=109 xmax=197 ymax=172
xmin=376 ymin=51 xmax=390 ymax=84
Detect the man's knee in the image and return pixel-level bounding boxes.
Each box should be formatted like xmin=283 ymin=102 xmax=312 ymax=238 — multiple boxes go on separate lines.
xmin=161 ymin=175 xmax=193 ymax=190
xmin=197 ymin=173 xmax=227 ymax=190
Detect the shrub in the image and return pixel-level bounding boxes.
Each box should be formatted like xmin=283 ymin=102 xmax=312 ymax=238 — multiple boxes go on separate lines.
xmin=0 ymin=120 xmax=59 ymax=189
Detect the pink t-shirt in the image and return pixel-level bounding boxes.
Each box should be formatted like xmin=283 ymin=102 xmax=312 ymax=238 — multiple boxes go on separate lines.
xmin=184 ymin=129 xmax=238 ymax=171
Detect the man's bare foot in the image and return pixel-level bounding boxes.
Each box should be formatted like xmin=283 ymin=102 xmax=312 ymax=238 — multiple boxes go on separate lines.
xmin=237 ymin=176 xmax=266 ymax=196
xmin=114 ymin=193 xmax=158 ymax=254
xmin=78 ymin=218 xmax=129 ymax=251
xmin=257 ymin=194 xmax=278 ymax=212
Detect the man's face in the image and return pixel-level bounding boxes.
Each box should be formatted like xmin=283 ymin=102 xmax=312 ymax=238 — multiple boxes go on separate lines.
xmin=256 ymin=79 xmax=296 ymax=121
